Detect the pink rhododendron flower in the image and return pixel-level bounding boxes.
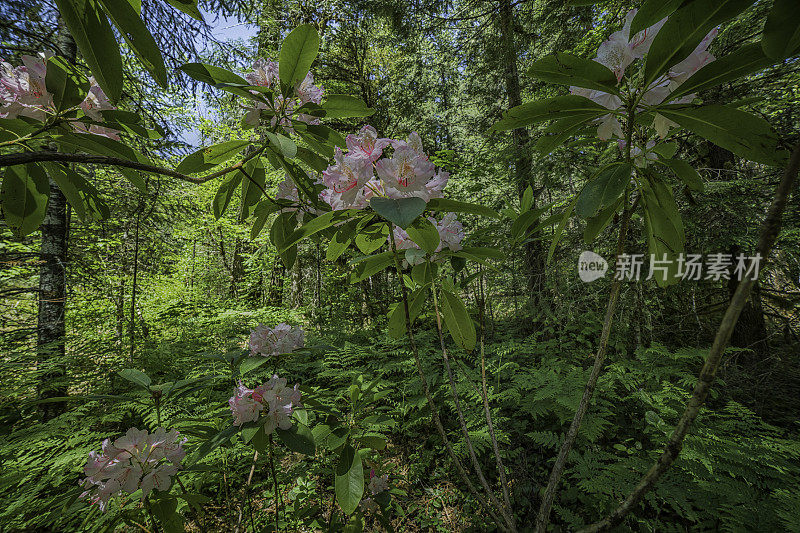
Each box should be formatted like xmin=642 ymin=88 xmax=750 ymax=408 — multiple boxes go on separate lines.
xmin=79 ymin=428 xmax=186 ymax=511
xmin=229 ymin=375 xmax=302 ymax=432
xmin=0 ymin=53 xmax=52 ymax=120
xmin=322 ymin=147 xmax=373 ymax=207
xmin=246 ymin=58 xmax=279 ymax=88
xmin=346 ymin=125 xmax=391 ymax=162
xmin=435 ymin=213 xmax=464 ymax=252
xmin=376 ymin=143 xmax=436 ymax=200
xmin=249 ymin=322 xmax=305 ymax=357
xmin=295 ymin=72 xmax=324 ymax=104
xmin=619 ymin=139 xmax=658 ymax=168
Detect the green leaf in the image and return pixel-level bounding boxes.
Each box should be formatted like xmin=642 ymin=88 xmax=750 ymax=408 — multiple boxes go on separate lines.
xmin=576 ymin=163 xmax=631 ymax=219
xmin=657 ymin=105 xmax=784 ymax=166
xmin=405 ymin=217 xmax=440 ymax=254
xmin=411 ymin=262 xmax=438 ymax=286
xmin=303 ymin=124 xmax=346 ymax=148
xmin=640 ymin=173 xmax=685 ymax=287
xmin=327 ymin=220 xmax=358 ymax=261
xmin=239 ymin=357 xmax=270 ymax=375
xmin=176 ymin=140 xmax=250 ymax=174
xmin=212 ymin=172 xmax=243 ymax=219
xmin=45 ymin=57 xmax=89 ymax=111
xmin=427 ymin=198 xmax=501 ymax=219
xmin=251 ymin=200 xmax=282 ymax=239
xmin=439 ymin=289 xmax=476 ymax=351
xmin=276 ymin=423 xmax=316 ymax=455
xmin=295 ymin=146 xmax=330 ymax=172
xmin=335 ymin=444 xmax=364 ymax=516
xmin=240 ymin=159 xmax=266 ymax=221
xmin=511 ymin=204 xmax=551 ymax=240
xmin=283 ymin=210 xmax=351 ymax=252
xmin=455 ymin=246 xmax=505 ymax=261
xmin=629 ymin=0 xmax=683 ymax=36
xmin=178 ymin=63 xmax=252 ymax=98
xmin=271 ymin=211 xmax=299 ymax=269
xmin=762 ymin=0 xmax=800 ymax=59
xmin=355 ymin=435 xmax=386 ymax=450
xmin=492 ymin=95 xmax=607 ymax=131
xmin=350 ymin=251 xmax=394 ymax=283
xmin=1 ymin=164 xmax=49 ymax=237
xmin=583 ymin=196 xmax=622 ymax=243
xmin=54 ymin=0 xmax=123 ymax=102
xmin=98 ymin=0 xmax=168 ymax=87
xmin=527 ymin=52 xmax=619 ymax=93
xmin=118 ymin=368 xmax=151 ymax=389
xmin=652 ymin=142 xmax=678 ymax=159
xmin=644 ymin=0 xmax=752 ymax=87
xmin=321 ymin=94 xmax=375 ymax=118
xmin=354 ymin=224 xmax=389 ymax=254
xmin=662 ymin=159 xmax=704 ymax=192
xmin=279 ymin=24 xmax=320 ymax=93
xmin=666 ymin=44 xmax=775 ymax=103
xmin=535 ymin=113 xmax=602 ymax=155
xmin=547 ymin=195 xmax=578 ymax=263
xmin=163 ymin=0 xmax=203 ymax=21
xmin=370 ymin=197 xmax=427 ymax=229
xmin=266 ymin=132 xmax=297 ymax=159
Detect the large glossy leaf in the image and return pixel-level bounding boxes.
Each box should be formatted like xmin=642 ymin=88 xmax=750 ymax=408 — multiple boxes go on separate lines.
xmin=370 ymin=197 xmax=426 ymax=229
xmin=54 ymin=0 xmax=122 ymax=102
xmin=163 ymin=0 xmax=203 ymax=21
xmin=349 ymin=251 xmax=394 ymax=283
xmin=266 ymin=132 xmax=297 ymax=159
xmin=335 ymin=444 xmax=364 ymax=516
xmin=271 ymin=211 xmax=298 ymax=269
xmin=492 ymin=95 xmax=607 ymax=131
xmin=405 ymin=217 xmax=440 ymax=254
xmin=644 ymin=0 xmax=752 ymax=87
xmin=576 ymin=163 xmax=631 ymax=219
xmin=527 ymin=52 xmax=619 ymax=93
xmin=640 ymin=173 xmax=685 ymax=287
xmin=282 ymin=210 xmax=351 ymax=252
xmin=662 ymin=159 xmax=704 ymax=192
xmin=118 ymin=368 xmax=151 ymax=389
xmin=276 ymin=423 xmax=315 ymax=455
xmin=279 ymin=24 xmax=320 ymax=93
xmin=178 ymin=63 xmax=252 ymax=98
xmin=657 ymin=105 xmax=784 ymax=166
xmin=321 ymin=95 xmax=375 ymax=118
xmin=239 ymin=159 xmax=266 ymax=221
xmin=666 ymin=44 xmax=775 ymax=103
xmin=99 ymin=0 xmax=167 ymax=87
xmin=1 ymin=164 xmax=49 ymax=237
xmin=45 ymin=57 xmax=89 ymax=111
xmin=439 ymin=288 xmax=476 ymax=351
xmin=41 ymin=162 xmax=102 ymax=221
xmin=762 ymin=0 xmax=800 ymax=59
xmin=212 ymin=172 xmax=243 ymax=219
xmin=629 ymin=0 xmax=683 ymax=36
xmin=583 ymin=196 xmax=622 ymax=244
xmin=176 ymin=140 xmax=250 ymax=174
xmin=535 ymin=113 xmax=603 ymax=155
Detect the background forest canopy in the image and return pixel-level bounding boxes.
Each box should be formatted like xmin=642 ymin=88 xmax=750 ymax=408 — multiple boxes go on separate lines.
xmin=1 ymin=0 xmax=799 ymax=532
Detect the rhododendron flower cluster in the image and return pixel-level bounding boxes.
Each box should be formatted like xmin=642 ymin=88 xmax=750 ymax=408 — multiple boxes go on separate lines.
xmin=391 ymin=212 xmax=465 ymax=265
xmin=570 ymin=9 xmax=718 ymax=141
xmin=79 ymin=428 xmax=186 ymax=511
xmin=249 ymin=322 xmax=304 ymax=357
xmin=320 ymin=126 xmax=450 ymax=210
xmin=242 ymin=58 xmax=324 ymax=132
xmin=229 ymin=375 xmax=302 ymax=432
xmin=1 ymin=54 xmax=120 ymax=138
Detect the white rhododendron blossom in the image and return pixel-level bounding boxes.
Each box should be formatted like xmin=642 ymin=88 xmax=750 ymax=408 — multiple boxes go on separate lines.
xmin=0 ymin=54 xmax=120 ymax=138
xmin=368 ymin=470 xmax=389 ymax=495
xmin=389 ymin=213 xmax=465 ymax=265
xmin=249 ymin=322 xmax=304 ymax=357
xmin=242 ymin=58 xmax=324 ymax=133
xmin=320 ymin=127 xmax=449 ymax=210
xmin=78 ymin=428 xmax=186 ymax=511
xmin=619 ymin=139 xmax=658 ymax=168
xmin=228 ymin=375 xmax=302 ymax=433
xmin=570 ymin=9 xmax=718 ymax=140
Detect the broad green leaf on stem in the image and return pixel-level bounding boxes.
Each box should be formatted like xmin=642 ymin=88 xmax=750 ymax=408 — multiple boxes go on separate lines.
xmin=99 ymin=0 xmax=168 ymax=87
xmin=652 ymin=142 xmax=678 ymax=159
xmin=41 ymin=162 xmax=98 ymax=221
xmin=354 ymin=224 xmax=389 ymax=255
xmin=1 ymin=164 xmax=49 ymax=237
xmin=583 ymin=196 xmax=622 ymax=244
xmin=644 ymin=0 xmax=752 ymax=87
xmin=335 ymin=444 xmax=364 ymax=516
xmin=304 ymin=124 xmax=346 ymax=148
xmin=665 ymin=44 xmax=775 ymax=103
xmin=411 ymin=262 xmax=438 ymax=286
xmin=321 ymin=95 xmax=375 ymax=118
xmin=0 ymin=119 xmax=35 ymax=142
xmin=271 ymin=211 xmax=298 ymax=269
xmin=213 ymin=172 xmax=243 ymax=219
xmin=629 ymin=0 xmax=683 ymax=36
xmin=350 ymin=251 xmax=394 ymax=283
xmin=762 ymin=0 xmax=800 ymax=59
xmin=251 ymin=200 xmax=282 ymax=239
xmin=118 ymin=368 xmax=151 ymax=389
xmin=370 ymin=197 xmax=426 ymax=229
xmin=492 ymin=95 xmax=607 ymax=131
xmin=297 ymin=130 xmax=334 ymax=159
xmin=454 ymin=246 xmax=505 ymax=262
xmin=427 ymin=198 xmax=501 ymax=219
xmin=640 ymin=172 xmax=685 ymax=286
xmin=240 ymin=159 xmax=266 ymax=222
xmin=279 ymin=24 xmax=320 ymax=94
xmin=327 ymin=220 xmax=358 ymax=261
xmin=355 ymin=435 xmax=386 ymax=450
xmin=266 ymin=131 xmax=297 ymax=159
xmin=282 ymin=210 xmax=351 ymax=252
xmin=439 ymin=288 xmax=476 ymax=351
xmin=662 ymin=158 xmax=704 ymax=192
xmin=511 ymin=204 xmax=551 ymax=240
xmin=54 ymin=132 xmax=149 ymax=191
xmin=295 ymin=146 xmax=329 ymax=172
xmin=535 ymin=113 xmax=603 ymax=155
xmin=176 ymin=140 xmax=250 ymax=174
xmin=276 ymin=423 xmax=315 ymax=455
xmin=190 ymin=425 xmax=237 ymax=465
xmin=178 ymin=63 xmax=251 ymax=98
xmin=45 ymin=57 xmax=89 ymax=111
xmin=406 ymin=217 xmax=440 ymax=254
xmin=576 ymin=163 xmax=631 ymax=219
xmin=657 ymin=105 xmax=785 ymax=166
xmin=163 ymin=0 xmax=203 ymax=21
xmin=527 ymin=52 xmax=619 ymax=93
xmin=548 ymin=195 xmax=578 ymax=263
xmin=54 ymin=0 xmax=122 ymax=102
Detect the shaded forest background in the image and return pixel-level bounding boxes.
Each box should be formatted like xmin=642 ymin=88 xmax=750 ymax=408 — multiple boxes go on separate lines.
xmin=1 ymin=0 xmax=799 ymax=531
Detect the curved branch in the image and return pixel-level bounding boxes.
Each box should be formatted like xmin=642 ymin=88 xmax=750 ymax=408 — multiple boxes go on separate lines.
xmin=0 ymin=150 xmax=260 ymax=185
xmin=580 ymin=141 xmax=800 ymax=533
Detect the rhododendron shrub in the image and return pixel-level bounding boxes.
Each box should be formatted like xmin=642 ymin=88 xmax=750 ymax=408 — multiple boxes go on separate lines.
xmin=79 ymin=428 xmax=186 ymax=511
xmin=249 ymin=322 xmax=304 ymax=357
xmin=229 ymin=375 xmax=302 ymax=432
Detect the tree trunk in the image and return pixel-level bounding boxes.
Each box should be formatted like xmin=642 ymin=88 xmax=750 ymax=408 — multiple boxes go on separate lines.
xmin=37 ymin=20 xmax=76 ymax=420
xmin=498 ymin=0 xmax=545 ymax=299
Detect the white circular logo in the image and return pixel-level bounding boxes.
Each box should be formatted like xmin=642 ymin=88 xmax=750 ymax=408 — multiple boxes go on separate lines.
xmin=578 ymin=251 xmax=608 ymax=282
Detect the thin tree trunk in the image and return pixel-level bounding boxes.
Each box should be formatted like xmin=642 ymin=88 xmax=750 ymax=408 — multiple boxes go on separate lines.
xmin=129 ymin=210 xmax=141 ymax=363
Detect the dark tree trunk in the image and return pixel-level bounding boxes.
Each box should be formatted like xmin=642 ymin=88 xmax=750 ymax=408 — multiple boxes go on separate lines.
xmin=37 ymin=20 xmax=76 ymax=420
xmin=498 ymin=0 xmax=545 ymax=299
xmin=727 ymin=245 xmax=768 ymax=357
